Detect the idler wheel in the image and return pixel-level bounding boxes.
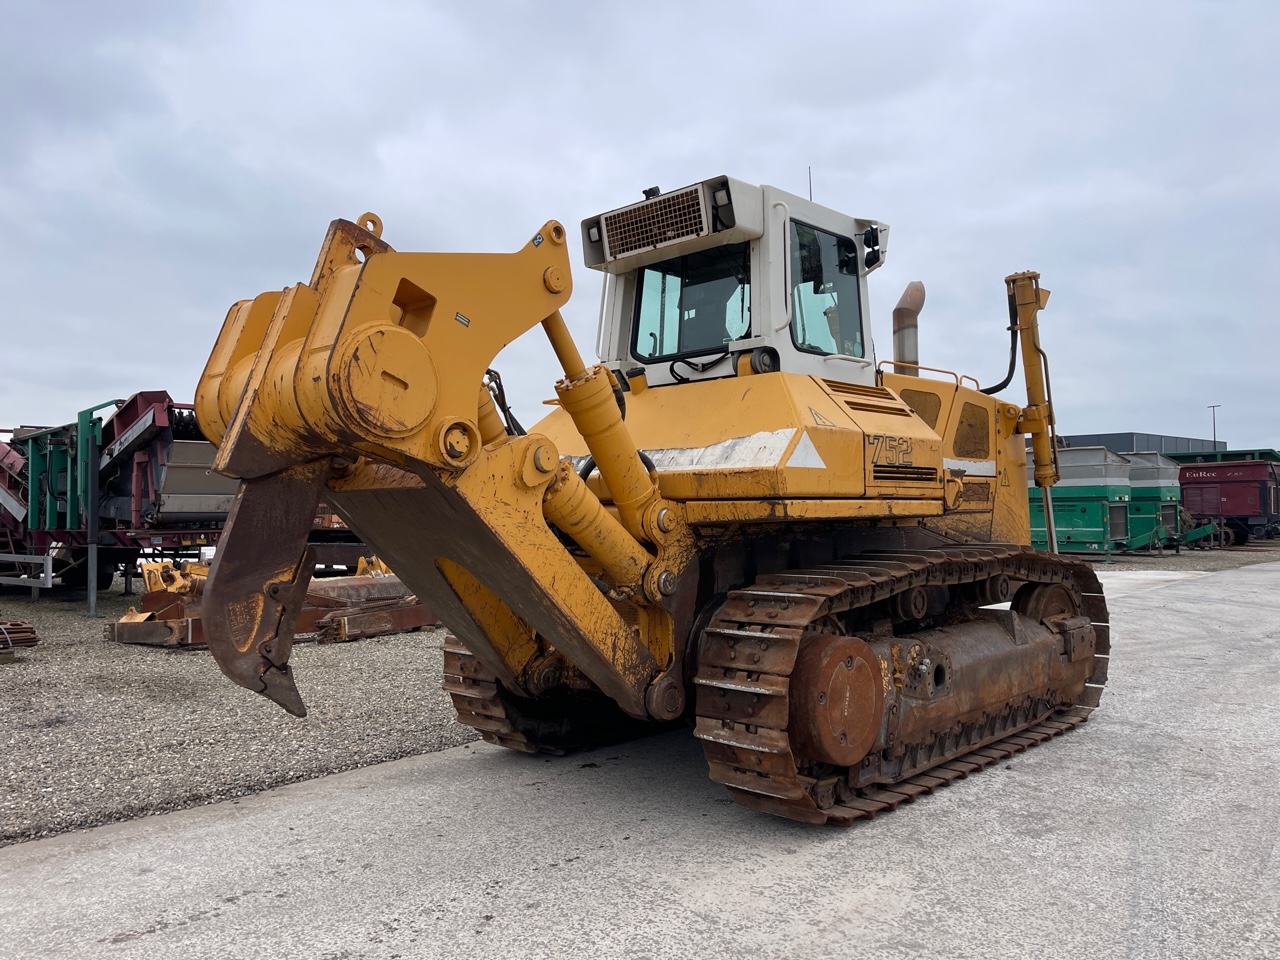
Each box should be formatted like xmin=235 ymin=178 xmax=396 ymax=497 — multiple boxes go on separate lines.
xmin=1012 ymin=581 xmax=1080 ymax=623
xmin=789 ymin=634 xmax=883 ymax=766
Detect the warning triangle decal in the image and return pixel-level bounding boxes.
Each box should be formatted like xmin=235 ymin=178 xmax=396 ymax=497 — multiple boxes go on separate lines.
xmin=809 ymin=406 xmax=836 ymax=427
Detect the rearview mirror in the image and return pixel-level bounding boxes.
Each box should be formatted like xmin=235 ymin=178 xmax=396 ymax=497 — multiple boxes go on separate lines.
xmin=863 ymin=226 xmax=881 ymax=269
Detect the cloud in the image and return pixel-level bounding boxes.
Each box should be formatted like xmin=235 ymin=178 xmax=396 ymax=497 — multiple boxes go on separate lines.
xmin=1 ymin=0 xmax=1276 ymax=449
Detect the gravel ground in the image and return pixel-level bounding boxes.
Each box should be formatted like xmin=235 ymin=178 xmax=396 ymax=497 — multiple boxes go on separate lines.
xmin=2 ymin=538 xmax=1275 ymax=848
xmin=0 ymin=581 xmax=476 ymax=847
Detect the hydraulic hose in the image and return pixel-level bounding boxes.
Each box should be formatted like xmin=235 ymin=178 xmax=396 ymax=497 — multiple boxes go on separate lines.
xmin=980 ymin=296 xmax=1021 ymax=395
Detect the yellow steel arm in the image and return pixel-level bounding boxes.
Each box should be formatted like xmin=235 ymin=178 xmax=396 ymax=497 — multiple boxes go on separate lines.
xmin=200 ymin=217 xmax=573 ymax=478
xmin=1008 ymin=270 xmax=1062 ymax=553
xmin=197 ymin=216 xmax=681 ymax=719
xmin=1008 ymin=271 xmax=1058 ymax=489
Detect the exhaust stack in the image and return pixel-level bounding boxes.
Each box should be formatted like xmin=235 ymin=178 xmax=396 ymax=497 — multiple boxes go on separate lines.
xmin=892 ymin=281 xmax=925 ymax=375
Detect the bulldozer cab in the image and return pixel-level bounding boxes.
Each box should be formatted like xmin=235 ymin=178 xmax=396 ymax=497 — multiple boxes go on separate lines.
xmin=583 ymin=176 xmax=889 ymax=390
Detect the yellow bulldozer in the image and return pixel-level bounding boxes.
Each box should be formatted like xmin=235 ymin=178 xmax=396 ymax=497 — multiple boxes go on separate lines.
xmin=194 ymin=176 xmax=1108 ymax=825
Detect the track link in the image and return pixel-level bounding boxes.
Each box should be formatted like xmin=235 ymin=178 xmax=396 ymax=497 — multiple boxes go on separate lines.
xmin=693 ymin=545 xmax=1110 ymax=825
xmin=441 ymin=641 xmax=568 ymax=754
xmin=721 ymin=708 xmax=1094 ymax=824
xmin=442 ymin=640 xmax=651 ymax=755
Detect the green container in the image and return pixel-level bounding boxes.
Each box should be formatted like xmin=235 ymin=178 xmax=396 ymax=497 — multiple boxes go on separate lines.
xmin=1124 ymin=452 xmax=1182 ymax=549
xmin=1028 ymin=447 xmax=1131 ymax=554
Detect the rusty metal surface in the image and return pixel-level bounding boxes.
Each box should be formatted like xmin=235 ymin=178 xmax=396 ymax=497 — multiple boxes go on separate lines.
xmin=306 ymin=574 xmax=410 ymax=607
xmin=690 ymin=547 xmax=1110 ymax=825
xmin=139 ymin=561 xmax=208 ymax=597
xmin=315 ymin=600 xmax=436 ymax=643
xmin=109 ymin=578 xmax=431 ymax=648
xmin=0 ymin=621 xmax=39 ymax=652
xmin=434 ymin=544 xmax=1111 ymax=828
xmin=107 ymin=603 xmax=435 ymax=648
xmin=106 ymin=618 xmax=204 ymax=648
xmin=139 ymin=591 xmax=200 ymax=617
xmin=787 ymin=634 xmax=882 ymax=766
xmin=440 ymin=639 xmax=657 ymax=755
xmin=307 ymin=217 xmax=394 ymax=295
xmin=201 ymin=461 xmax=331 ymax=716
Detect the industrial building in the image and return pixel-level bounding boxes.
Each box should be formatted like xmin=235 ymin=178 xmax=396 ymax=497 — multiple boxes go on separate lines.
xmin=1059 ymin=432 xmax=1225 ymax=455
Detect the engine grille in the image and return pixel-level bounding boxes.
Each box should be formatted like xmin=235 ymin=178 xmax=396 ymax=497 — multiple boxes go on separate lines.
xmin=823 ymin=381 xmax=914 ymax=417
xmin=872 ymin=465 xmax=939 ymax=483
xmin=602 ymin=187 xmax=708 ymax=260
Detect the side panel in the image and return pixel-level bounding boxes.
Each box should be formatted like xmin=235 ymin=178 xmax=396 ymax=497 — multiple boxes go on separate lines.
xmin=1127 ymin=484 xmax=1181 ymax=543
xmin=1219 ymin=480 xmax=1263 ymax=519
xmin=534 ymin=372 xmax=943 ymax=504
xmin=881 ymin=374 xmax=1029 ymax=545
xmin=1029 ymin=486 xmax=1129 ymax=552
xmin=1184 ymin=483 xmax=1219 ymax=516
xmin=1181 ymin=462 xmax=1274 ymax=521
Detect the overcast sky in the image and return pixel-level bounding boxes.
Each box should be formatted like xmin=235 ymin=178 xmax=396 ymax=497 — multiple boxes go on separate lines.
xmin=2 ymin=0 xmax=1277 ymax=449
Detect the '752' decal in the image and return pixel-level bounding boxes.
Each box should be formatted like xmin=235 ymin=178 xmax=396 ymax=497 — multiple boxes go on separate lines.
xmin=868 ymin=435 xmax=913 ymax=465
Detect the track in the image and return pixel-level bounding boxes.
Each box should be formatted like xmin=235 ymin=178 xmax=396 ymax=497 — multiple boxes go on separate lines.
xmin=694 ymin=546 xmax=1109 ymax=824
xmin=442 ymin=643 xmax=571 ymax=755
xmin=442 ymin=545 xmax=1109 ymax=825
xmin=712 ymin=707 xmax=1095 ymax=824
xmin=442 ymin=644 xmax=650 ymax=755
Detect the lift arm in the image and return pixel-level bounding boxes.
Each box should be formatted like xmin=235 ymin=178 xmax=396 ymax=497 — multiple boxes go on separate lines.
xmin=196 ymin=215 xmax=683 ymax=718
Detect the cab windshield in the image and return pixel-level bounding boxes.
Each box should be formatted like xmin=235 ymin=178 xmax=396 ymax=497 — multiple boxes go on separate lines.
xmin=632 ymin=243 xmax=751 ymax=361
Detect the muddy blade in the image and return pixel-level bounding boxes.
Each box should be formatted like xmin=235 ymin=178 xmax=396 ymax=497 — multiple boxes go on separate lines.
xmin=203 ymin=461 xmax=330 ymax=717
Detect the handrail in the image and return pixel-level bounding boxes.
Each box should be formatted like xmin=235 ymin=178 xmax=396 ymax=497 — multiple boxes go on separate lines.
xmin=772 ymin=200 xmax=792 ymax=332
xmin=595 ymin=271 xmax=611 ymax=361
xmin=0 ymin=552 xmax=53 ymax=588
xmin=823 ymin=354 xmax=873 ymax=367
xmin=876 ymin=359 xmax=980 ymax=389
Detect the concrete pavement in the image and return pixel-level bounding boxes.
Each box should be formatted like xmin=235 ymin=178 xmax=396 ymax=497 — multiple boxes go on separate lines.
xmin=2 ymin=564 xmax=1277 ymax=959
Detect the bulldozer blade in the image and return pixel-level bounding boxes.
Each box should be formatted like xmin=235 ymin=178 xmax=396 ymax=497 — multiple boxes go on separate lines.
xmin=203 ymin=460 xmax=331 ymax=716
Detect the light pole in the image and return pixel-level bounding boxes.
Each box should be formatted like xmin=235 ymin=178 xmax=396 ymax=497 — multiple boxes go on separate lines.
xmin=1208 ymin=404 xmax=1221 ymax=445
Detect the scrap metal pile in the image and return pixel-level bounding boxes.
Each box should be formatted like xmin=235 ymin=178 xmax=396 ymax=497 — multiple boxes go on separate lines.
xmin=0 ymin=392 xmax=236 ymax=590
xmin=106 ymin=561 xmax=437 ymax=648
xmin=0 ymin=620 xmax=40 ymax=663
xmin=0 ymin=391 xmax=372 ymax=594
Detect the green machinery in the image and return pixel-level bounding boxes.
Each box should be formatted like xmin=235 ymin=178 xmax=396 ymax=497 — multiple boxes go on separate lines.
xmin=1029 ymin=448 xmax=1218 ymax=555
xmin=1029 ymin=446 xmax=1131 ymax=555
xmin=19 ymin=402 xmax=116 ymax=537
xmin=1124 ymin=452 xmax=1216 ymax=549
xmin=9 ymin=401 xmax=119 ymax=595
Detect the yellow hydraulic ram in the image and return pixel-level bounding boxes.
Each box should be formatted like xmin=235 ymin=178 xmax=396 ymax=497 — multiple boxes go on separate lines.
xmin=196 ymin=215 xmax=688 ymax=719
xmin=1009 ymin=270 xmax=1061 ymax=553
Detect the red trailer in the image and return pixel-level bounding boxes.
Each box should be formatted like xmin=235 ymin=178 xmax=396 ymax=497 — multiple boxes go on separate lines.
xmin=1180 ymin=460 xmax=1280 ymax=545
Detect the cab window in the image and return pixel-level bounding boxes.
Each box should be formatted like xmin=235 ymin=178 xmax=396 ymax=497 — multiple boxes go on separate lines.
xmin=789 ymin=221 xmax=863 ymax=357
